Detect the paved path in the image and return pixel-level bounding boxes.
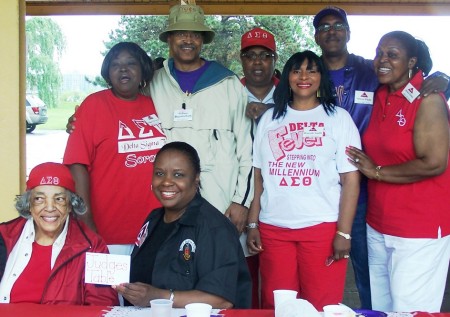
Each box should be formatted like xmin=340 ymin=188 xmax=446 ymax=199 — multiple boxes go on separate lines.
xmin=26 ymin=129 xmax=69 ymax=177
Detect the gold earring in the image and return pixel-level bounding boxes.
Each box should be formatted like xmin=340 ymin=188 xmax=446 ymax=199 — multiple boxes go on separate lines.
xmin=317 ymin=89 xmax=321 ymax=98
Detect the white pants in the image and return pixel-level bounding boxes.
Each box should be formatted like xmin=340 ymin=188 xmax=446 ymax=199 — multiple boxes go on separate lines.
xmin=367 ymin=224 xmax=450 ymax=313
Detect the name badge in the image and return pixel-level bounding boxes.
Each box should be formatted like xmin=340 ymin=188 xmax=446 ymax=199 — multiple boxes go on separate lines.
xmin=174 ymin=109 xmax=193 ymax=121
xmin=354 ymin=90 xmax=374 ymax=105
xmin=303 ymin=126 xmax=324 ymax=137
xmin=143 ymin=114 xmax=161 ymax=126
xmin=402 ymin=83 xmax=420 ymax=103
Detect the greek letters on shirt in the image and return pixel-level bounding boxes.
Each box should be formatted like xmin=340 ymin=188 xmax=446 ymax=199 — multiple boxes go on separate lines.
xmin=267 ymin=121 xmax=323 ymax=187
xmin=117 ymin=115 xmax=166 ymax=168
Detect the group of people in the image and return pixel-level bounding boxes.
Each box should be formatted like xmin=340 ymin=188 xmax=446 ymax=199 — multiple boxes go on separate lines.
xmin=1 ymin=3 xmax=450 ymax=313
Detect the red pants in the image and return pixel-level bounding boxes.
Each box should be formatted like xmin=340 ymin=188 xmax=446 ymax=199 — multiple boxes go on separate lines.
xmin=259 ymin=222 xmax=347 ymax=311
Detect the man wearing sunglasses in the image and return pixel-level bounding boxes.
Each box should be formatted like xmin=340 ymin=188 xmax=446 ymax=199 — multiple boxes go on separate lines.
xmin=240 ymin=28 xmax=279 ymax=125
xmin=313 ymin=6 xmax=450 ymax=310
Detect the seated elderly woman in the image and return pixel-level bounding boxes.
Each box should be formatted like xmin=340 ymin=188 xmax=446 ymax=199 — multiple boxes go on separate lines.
xmin=113 ymin=142 xmax=251 ymax=308
xmin=0 ymin=162 xmax=118 ymax=305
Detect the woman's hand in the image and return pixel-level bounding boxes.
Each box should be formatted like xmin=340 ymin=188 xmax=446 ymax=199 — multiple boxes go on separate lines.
xmin=65 ymin=105 xmax=79 ymax=134
xmin=332 ymin=234 xmax=351 ymax=261
xmin=113 ymin=282 xmax=159 ymax=307
xmin=345 ymin=146 xmax=378 ymax=180
xmin=246 ymin=227 xmax=263 ymax=255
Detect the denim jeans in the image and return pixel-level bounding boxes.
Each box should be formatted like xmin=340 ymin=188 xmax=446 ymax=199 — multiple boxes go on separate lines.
xmin=350 ymin=202 xmax=372 ymax=309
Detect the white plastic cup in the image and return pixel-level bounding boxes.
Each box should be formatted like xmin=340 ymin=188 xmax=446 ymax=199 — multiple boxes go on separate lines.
xmin=185 ymin=303 xmax=212 ymax=317
xmin=150 ymin=299 xmax=173 ymax=317
xmin=273 ymin=289 xmax=298 ymax=309
xmin=323 ymin=304 xmax=353 ymax=317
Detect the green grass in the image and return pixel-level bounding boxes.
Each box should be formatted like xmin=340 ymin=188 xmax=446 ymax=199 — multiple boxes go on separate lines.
xmin=36 ymin=101 xmax=79 ymax=131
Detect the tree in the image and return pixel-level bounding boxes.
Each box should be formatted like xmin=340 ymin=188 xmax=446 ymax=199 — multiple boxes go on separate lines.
xmin=26 ymin=18 xmax=66 ymax=108
xmin=103 ymin=15 xmax=318 ymax=77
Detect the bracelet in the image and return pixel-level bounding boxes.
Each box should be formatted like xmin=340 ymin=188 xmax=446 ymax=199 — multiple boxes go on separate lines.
xmin=169 ymin=289 xmax=174 ymax=301
xmin=336 ymin=231 xmax=351 ymax=240
xmin=375 ymin=165 xmax=382 ymax=181
xmin=246 ymin=222 xmax=259 ymax=229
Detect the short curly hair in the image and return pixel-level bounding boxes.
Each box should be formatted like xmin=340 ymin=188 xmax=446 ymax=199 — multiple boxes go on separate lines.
xmin=14 ymin=189 xmax=87 ymax=218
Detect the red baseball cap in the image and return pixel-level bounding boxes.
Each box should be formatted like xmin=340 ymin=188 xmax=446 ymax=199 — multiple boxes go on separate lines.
xmin=241 ymin=27 xmax=276 ymax=52
xmin=27 ymin=162 xmax=76 ymax=192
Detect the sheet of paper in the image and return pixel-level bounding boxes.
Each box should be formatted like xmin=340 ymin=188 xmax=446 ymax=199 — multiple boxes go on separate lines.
xmin=85 ymin=252 xmax=130 ymax=285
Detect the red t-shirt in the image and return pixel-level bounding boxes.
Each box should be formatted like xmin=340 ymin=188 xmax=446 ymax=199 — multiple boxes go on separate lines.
xmin=64 ymin=90 xmax=166 ymax=244
xmin=10 ymin=242 xmax=52 ymax=303
xmin=363 ymin=73 xmax=450 ymax=238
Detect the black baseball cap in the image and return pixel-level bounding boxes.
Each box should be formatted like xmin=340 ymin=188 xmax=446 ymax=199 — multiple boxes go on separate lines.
xmin=313 ymin=6 xmax=349 ymax=28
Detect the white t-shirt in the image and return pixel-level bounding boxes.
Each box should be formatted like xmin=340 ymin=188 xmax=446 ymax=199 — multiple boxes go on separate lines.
xmin=253 ymin=105 xmax=361 ymax=229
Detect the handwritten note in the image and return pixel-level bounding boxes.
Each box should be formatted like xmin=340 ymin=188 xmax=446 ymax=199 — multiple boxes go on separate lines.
xmin=85 ymin=252 xmax=130 ymax=285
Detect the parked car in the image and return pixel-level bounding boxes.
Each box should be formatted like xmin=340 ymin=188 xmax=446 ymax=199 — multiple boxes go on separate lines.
xmin=26 ymin=94 xmax=48 ymax=133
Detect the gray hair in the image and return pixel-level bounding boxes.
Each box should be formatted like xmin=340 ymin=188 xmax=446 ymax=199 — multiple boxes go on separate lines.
xmin=14 ymin=189 xmax=87 ymax=218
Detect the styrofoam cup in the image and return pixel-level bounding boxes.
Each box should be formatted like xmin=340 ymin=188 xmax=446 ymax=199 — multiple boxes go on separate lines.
xmin=185 ymin=303 xmax=212 ymax=317
xmin=273 ymin=289 xmax=298 ymax=309
xmin=150 ymin=299 xmax=173 ymax=317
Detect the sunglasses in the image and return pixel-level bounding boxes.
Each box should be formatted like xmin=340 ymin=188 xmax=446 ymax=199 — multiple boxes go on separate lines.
xmin=316 ymin=23 xmax=348 ymax=33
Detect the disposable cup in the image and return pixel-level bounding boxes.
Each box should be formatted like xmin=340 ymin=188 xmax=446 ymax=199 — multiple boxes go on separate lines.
xmin=273 ymin=289 xmax=298 ymax=309
xmin=185 ymin=302 xmax=212 ymax=317
xmin=150 ymin=299 xmax=173 ymax=317
xmin=323 ymin=304 xmax=353 ymax=317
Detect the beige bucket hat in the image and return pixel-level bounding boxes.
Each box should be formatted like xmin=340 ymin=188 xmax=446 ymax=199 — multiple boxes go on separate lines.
xmin=159 ymin=4 xmax=215 ymax=44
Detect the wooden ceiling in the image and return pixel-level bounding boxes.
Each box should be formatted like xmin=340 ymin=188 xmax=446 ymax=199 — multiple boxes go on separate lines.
xmin=26 ymin=0 xmax=450 ymax=16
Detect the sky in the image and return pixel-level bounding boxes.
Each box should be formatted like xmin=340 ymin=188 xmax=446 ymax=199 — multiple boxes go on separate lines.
xmin=48 ymin=15 xmax=450 ymax=77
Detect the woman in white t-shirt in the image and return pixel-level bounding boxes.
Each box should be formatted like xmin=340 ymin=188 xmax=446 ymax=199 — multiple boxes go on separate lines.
xmin=246 ymin=50 xmax=361 ymax=311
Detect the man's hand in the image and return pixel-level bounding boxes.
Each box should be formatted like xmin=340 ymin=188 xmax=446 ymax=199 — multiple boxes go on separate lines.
xmin=420 ymin=74 xmax=449 ymax=97
xmin=245 ymin=102 xmax=270 ymax=120
xmin=224 ymin=202 xmax=248 ymax=234
xmin=65 ymin=105 xmax=79 ymax=134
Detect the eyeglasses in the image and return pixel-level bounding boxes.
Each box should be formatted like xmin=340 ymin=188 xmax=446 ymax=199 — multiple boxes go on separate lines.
xmin=172 ymin=31 xmax=203 ymax=41
xmin=241 ymin=52 xmax=275 ymax=62
xmin=316 ymin=23 xmax=348 ymax=33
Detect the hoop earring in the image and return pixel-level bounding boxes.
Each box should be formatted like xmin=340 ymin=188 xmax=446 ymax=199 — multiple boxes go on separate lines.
xmin=140 ymin=81 xmax=147 ymax=88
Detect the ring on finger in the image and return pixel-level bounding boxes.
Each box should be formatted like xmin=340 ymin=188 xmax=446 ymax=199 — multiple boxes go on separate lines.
xmin=344 ymin=254 xmax=350 ymax=259
xmin=354 ymin=158 xmax=360 ymax=163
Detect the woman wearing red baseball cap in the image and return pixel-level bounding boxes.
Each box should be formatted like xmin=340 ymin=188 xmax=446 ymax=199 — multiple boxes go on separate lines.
xmin=0 ymin=162 xmax=118 ymax=305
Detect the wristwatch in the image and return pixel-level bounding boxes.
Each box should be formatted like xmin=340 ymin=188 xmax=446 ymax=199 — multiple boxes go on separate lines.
xmin=336 ymin=230 xmax=351 ymax=240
